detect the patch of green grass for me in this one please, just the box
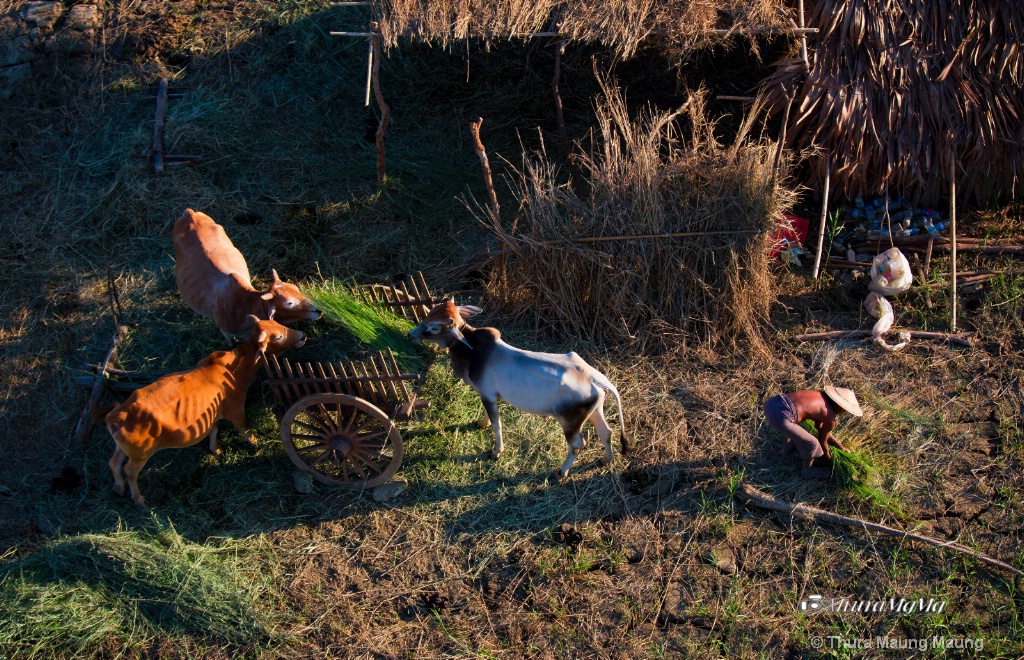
[0,518,284,658]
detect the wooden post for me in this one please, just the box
[370,23,390,182]
[771,90,793,189]
[950,160,957,331]
[152,77,168,174]
[471,117,505,294]
[811,160,831,279]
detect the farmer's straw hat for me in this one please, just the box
[823,386,863,417]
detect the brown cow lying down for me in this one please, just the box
[105,317,305,506]
[173,208,320,341]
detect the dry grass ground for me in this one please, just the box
[0,2,1021,658]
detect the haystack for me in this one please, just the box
[759,0,1024,204]
[481,82,791,353]
[373,0,791,58]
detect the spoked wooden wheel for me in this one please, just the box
[281,394,403,488]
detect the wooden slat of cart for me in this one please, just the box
[359,359,382,405]
[317,362,341,394]
[279,358,303,404]
[263,355,285,403]
[348,360,371,402]
[371,351,401,404]
[335,362,356,396]
[385,348,412,403]
[416,271,433,305]
[399,280,420,321]
[290,361,312,398]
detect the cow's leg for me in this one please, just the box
[476,405,492,429]
[123,456,150,507]
[588,391,614,466]
[552,401,596,482]
[108,447,127,497]
[207,424,220,455]
[481,398,502,458]
[224,404,257,448]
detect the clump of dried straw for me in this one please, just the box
[374,0,790,58]
[482,80,793,354]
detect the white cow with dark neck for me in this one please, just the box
[408,299,628,482]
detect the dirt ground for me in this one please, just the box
[0,1,1021,658]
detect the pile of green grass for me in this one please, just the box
[305,279,426,370]
[0,519,282,657]
[830,447,906,517]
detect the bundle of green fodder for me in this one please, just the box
[759,0,1023,204]
[373,0,789,59]
[483,82,792,354]
[305,279,425,371]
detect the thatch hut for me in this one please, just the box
[759,1,1023,204]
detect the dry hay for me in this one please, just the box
[480,80,793,354]
[373,0,791,58]
[759,0,1024,204]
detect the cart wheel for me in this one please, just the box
[281,394,403,488]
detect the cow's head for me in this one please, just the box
[247,316,306,359]
[261,269,321,324]
[408,297,482,348]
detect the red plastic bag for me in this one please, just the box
[768,212,809,258]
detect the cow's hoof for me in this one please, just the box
[210,448,222,456]
[599,456,611,467]
[133,496,147,507]
[477,417,492,429]
[111,483,125,497]
[550,470,565,484]
[489,449,501,460]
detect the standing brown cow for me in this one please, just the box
[173,208,320,341]
[106,317,306,506]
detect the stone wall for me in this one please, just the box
[0,2,100,98]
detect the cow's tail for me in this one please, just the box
[596,375,629,456]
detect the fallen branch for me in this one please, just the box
[85,365,170,381]
[74,375,144,393]
[736,484,1023,579]
[794,329,972,347]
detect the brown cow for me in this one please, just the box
[173,208,320,341]
[105,317,305,506]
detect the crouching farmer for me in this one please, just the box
[764,386,863,479]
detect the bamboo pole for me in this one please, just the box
[811,160,831,279]
[793,329,972,347]
[797,0,809,68]
[950,160,958,331]
[736,484,1023,579]
[329,28,819,39]
[484,229,763,256]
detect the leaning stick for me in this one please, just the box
[470,117,504,293]
[793,329,972,347]
[370,22,389,182]
[736,484,1023,579]
[74,325,128,442]
[811,160,831,279]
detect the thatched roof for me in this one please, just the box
[760,0,1024,204]
[373,0,791,58]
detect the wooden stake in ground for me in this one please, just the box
[736,484,1023,579]
[470,118,504,293]
[950,159,958,330]
[74,325,127,442]
[811,160,831,279]
[152,77,168,174]
[370,22,389,182]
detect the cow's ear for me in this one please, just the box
[271,268,281,283]
[256,329,269,344]
[261,291,274,301]
[457,305,482,319]
[245,314,261,327]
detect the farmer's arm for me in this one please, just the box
[816,417,839,459]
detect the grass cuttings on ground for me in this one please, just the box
[0,519,282,657]
[304,279,426,372]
